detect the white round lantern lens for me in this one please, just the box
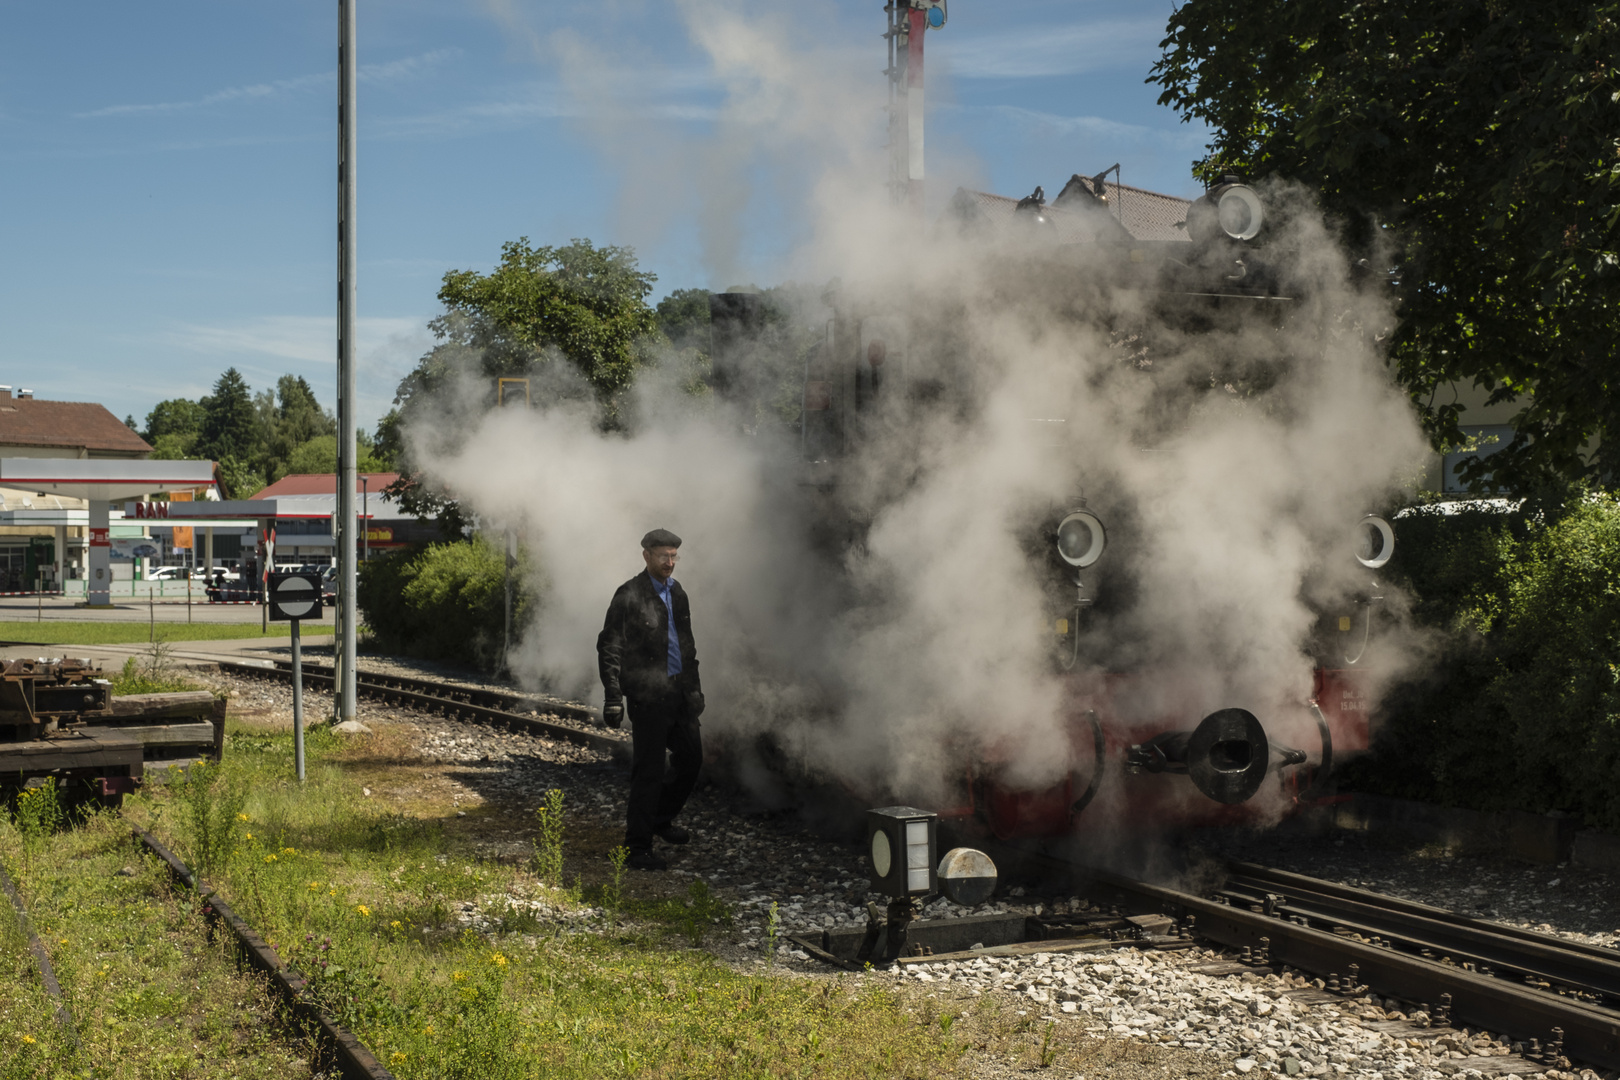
[871,831,891,877]
[1056,510,1107,568]
[1216,185,1264,241]
[1354,515,1395,569]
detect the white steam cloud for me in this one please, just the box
[414,2,1428,821]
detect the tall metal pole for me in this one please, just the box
[336,0,359,723]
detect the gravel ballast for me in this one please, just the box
[177,659,1616,1079]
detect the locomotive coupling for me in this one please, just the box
[1125,708,1308,805]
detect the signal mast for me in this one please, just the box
[886,1,947,210]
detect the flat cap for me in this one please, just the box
[641,528,682,550]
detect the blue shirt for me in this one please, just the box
[648,572,683,677]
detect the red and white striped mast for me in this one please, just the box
[886,2,947,212]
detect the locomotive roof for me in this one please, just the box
[948,175,1194,245]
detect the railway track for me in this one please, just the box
[207,657,1620,1069]
[1218,860,1620,1009]
[1005,847,1620,1072]
[216,659,628,760]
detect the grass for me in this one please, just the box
[0,804,313,1079]
[0,621,334,645]
[124,721,977,1079]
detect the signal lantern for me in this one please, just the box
[912,0,947,28]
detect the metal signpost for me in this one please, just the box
[335,0,359,726]
[269,571,326,781]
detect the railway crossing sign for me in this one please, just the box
[267,571,322,782]
[268,572,325,622]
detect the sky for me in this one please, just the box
[1,1,1210,434]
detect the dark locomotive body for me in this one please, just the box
[710,172,1396,841]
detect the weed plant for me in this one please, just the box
[174,758,247,884]
[125,720,969,1078]
[764,899,781,965]
[0,807,310,1078]
[109,652,202,696]
[532,787,565,888]
[601,845,628,918]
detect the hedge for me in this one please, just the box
[1348,492,1620,832]
[356,535,532,671]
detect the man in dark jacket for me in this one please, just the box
[596,528,705,871]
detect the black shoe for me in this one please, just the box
[626,848,667,871]
[654,824,691,845]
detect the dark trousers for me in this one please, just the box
[624,691,702,849]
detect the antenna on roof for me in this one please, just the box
[1090,164,1122,221]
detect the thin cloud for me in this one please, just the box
[375,79,716,139]
[74,49,460,119]
[941,19,1165,79]
[163,315,432,426]
[166,315,424,365]
[965,104,1211,147]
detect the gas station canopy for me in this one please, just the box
[0,459,218,502]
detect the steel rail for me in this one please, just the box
[132,823,395,1080]
[0,861,78,1046]
[276,659,596,724]
[1006,848,1620,1071]
[215,660,628,761]
[1220,862,1620,1006]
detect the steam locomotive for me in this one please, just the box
[708,170,1400,842]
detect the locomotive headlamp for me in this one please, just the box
[1186,182,1265,244]
[1354,515,1395,569]
[867,806,937,898]
[1215,184,1264,241]
[1056,509,1107,569]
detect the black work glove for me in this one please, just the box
[685,690,705,719]
[602,698,624,729]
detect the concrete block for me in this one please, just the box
[1502,810,1578,865]
[1572,830,1620,874]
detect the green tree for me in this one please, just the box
[196,368,257,465]
[1150,0,1620,491]
[262,375,337,480]
[283,433,383,476]
[656,287,713,351]
[143,398,206,444]
[386,238,660,527]
[435,237,659,412]
[371,409,402,471]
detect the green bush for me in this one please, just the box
[1350,492,1620,832]
[357,535,532,670]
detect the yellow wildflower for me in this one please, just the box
[245,832,254,841]
[452,971,467,982]
[423,1026,434,1036]
[309,882,321,891]
[390,920,402,931]
[264,854,278,864]
[19,1034,34,1045]
[57,938,66,945]
[236,813,250,822]
[281,847,297,855]
[490,952,508,968]
[356,904,371,918]
[390,1052,408,1065]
